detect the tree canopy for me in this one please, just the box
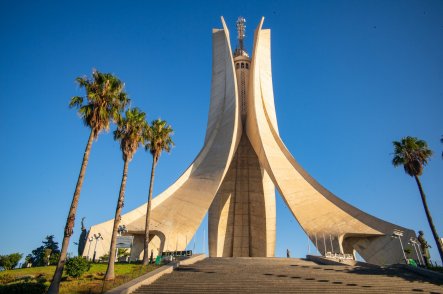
[114,108,149,162]
[145,118,174,163]
[29,235,60,266]
[0,253,22,270]
[392,136,433,177]
[69,69,130,139]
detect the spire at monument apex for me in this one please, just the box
[234,16,249,57]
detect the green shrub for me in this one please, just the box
[65,256,91,278]
[49,252,60,265]
[0,282,47,294]
[99,253,109,262]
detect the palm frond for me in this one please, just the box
[69,96,83,108]
[392,136,433,176]
[70,69,130,138]
[114,107,148,162]
[145,119,174,162]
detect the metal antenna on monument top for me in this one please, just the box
[234,16,248,57]
[237,16,246,50]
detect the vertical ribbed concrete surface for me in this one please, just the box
[133,258,443,293]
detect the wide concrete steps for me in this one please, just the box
[133,257,443,293]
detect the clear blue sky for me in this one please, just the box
[1,1,442,264]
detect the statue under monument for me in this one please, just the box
[84,16,418,265]
[78,217,87,257]
[418,230,432,267]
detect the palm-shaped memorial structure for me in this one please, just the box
[85,17,417,265]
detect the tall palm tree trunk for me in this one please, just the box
[48,130,95,294]
[142,158,157,265]
[414,175,443,263]
[104,159,129,281]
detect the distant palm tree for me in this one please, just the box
[392,136,443,263]
[48,70,129,294]
[142,119,174,266]
[104,108,148,281]
[440,136,443,159]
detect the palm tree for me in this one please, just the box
[392,136,443,263]
[104,108,148,281]
[440,136,443,159]
[48,70,129,294]
[142,119,174,265]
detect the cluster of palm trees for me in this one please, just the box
[392,136,443,265]
[47,70,173,293]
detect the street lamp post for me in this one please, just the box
[92,233,103,263]
[392,230,407,264]
[329,235,334,254]
[410,237,424,266]
[87,237,93,260]
[307,235,310,254]
[116,225,128,261]
[118,225,127,235]
[323,233,327,256]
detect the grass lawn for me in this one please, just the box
[0,263,159,293]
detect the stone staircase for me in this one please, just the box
[133,257,443,293]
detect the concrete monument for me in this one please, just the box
[85,17,417,265]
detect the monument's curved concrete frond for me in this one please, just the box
[84,17,241,260]
[85,16,417,266]
[246,18,416,265]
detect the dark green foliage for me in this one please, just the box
[48,253,60,266]
[42,235,59,253]
[118,249,130,258]
[392,136,432,176]
[99,253,110,262]
[29,235,60,266]
[0,253,23,270]
[64,257,91,278]
[30,247,45,266]
[0,282,47,294]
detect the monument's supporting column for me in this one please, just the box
[209,134,276,257]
